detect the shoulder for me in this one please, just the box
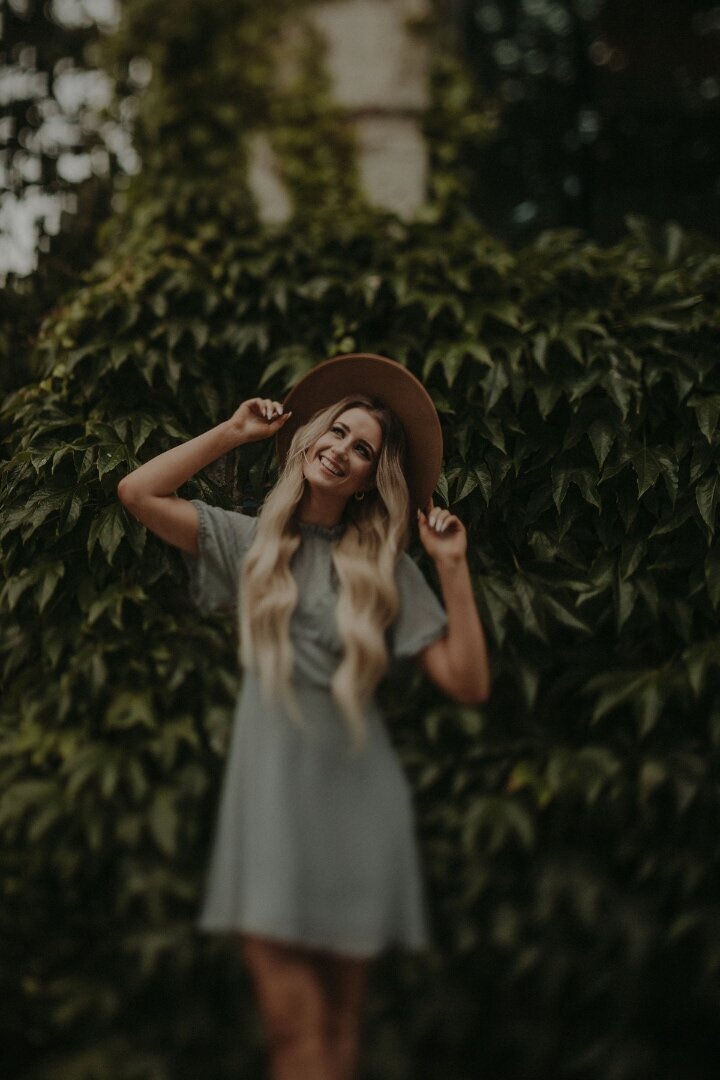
[191,498,259,551]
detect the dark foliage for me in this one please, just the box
[2,3,720,1078]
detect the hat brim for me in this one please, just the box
[275,353,443,511]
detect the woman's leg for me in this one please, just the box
[319,952,373,1080]
[240,933,335,1080]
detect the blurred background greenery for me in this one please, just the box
[456,0,720,244]
[2,0,719,279]
[2,3,720,1080]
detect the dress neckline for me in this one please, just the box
[297,519,345,540]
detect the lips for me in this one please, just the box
[318,453,344,477]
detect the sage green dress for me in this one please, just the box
[182,499,448,959]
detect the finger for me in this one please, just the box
[416,508,430,537]
[262,398,274,419]
[270,409,292,425]
[433,510,454,532]
[419,508,444,534]
[423,500,436,527]
[428,505,447,530]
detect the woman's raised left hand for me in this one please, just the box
[417,500,467,563]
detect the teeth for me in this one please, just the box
[319,455,343,476]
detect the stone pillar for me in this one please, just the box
[246,132,293,225]
[308,0,432,220]
[245,0,432,224]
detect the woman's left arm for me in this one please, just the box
[416,501,492,704]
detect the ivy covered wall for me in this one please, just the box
[2,2,720,1079]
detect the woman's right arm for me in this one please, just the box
[117,397,290,556]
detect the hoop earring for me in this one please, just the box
[354,490,365,501]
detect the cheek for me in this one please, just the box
[359,458,376,482]
[302,449,316,478]
[306,441,322,467]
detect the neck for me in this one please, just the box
[296,487,348,530]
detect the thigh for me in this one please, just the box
[240,934,330,1037]
[321,952,372,1019]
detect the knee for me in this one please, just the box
[328,1013,361,1051]
[257,973,328,1050]
[264,1004,328,1054]
[265,995,304,1038]
[327,1017,362,1080]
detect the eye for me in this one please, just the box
[331,425,343,436]
[356,444,370,459]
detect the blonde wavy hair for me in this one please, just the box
[238,394,411,754]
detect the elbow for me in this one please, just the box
[117,476,133,505]
[449,677,491,706]
[457,687,491,706]
[478,683,492,705]
[450,657,492,705]
[117,475,143,510]
[476,675,492,704]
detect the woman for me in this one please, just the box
[117,353,491,1080]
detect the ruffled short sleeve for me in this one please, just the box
[390,552,448,660]
[181,498,258,615]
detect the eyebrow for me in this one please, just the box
[334,420,378,457]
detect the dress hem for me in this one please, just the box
[195,918,431,960]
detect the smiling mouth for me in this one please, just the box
[318,454,344,477]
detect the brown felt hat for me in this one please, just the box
[276,353,443,511]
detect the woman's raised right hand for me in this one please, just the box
[228,397,292,444]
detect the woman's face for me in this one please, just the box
[303,407,383,500]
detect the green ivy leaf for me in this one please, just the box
[584,669,654,723]
[481,360,509,410]
[130,413,159,453]
[587,418,617,469]
[541,593,592,634]
[434,471,449,505]
[36,563,66,613]
[705,547,720,609]
[453,464,491,504]
[148,788,179,856]
[88,505,126,564]
[695,470,720,533]
[686,394,720,443]
[258,345,314,388]
[105,691,155,731]
[225,323,270,355]
[602,370,632,419]
[551,465,601,512]
[635,676,663,737]
[532,379,563,418]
